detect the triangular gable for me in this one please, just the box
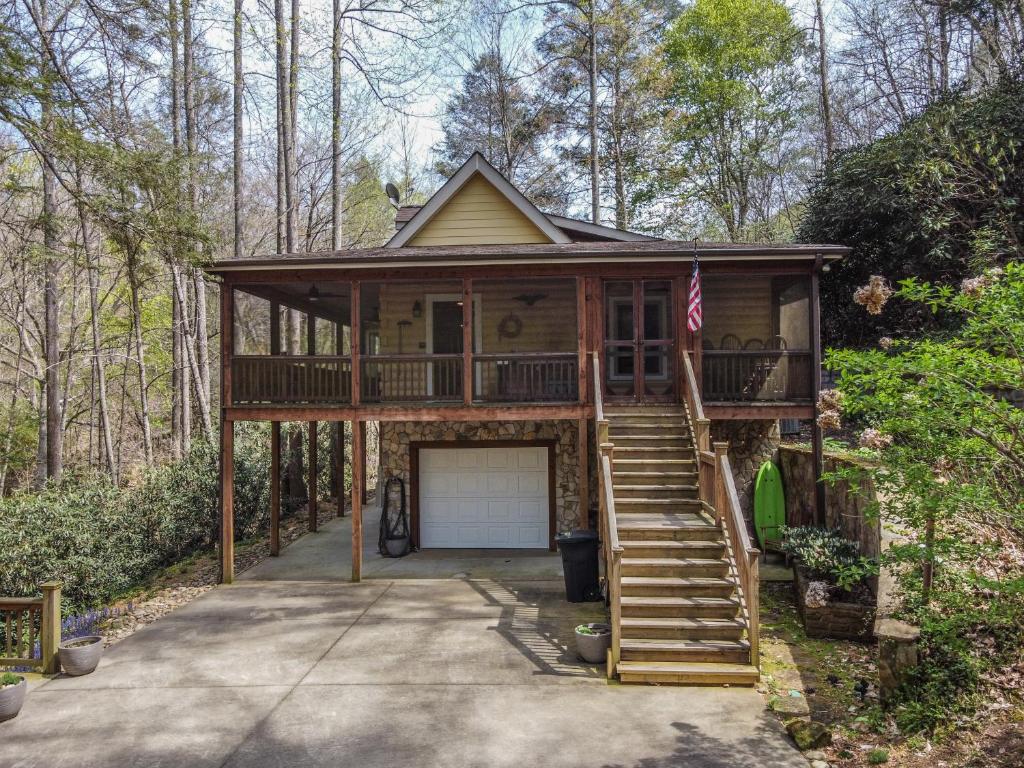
[386,153,572,248]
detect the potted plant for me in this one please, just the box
[781,526,878,641]
[575,623,611,664]
[0,672,27,721]
[58,635,104,676]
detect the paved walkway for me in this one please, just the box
[1,518,808,768]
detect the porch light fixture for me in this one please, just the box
[514,293,546,306]
[412,300,422,318]
[308,285,320,302]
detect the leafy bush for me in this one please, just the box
[780,526,876,592]
[0,425,269,616]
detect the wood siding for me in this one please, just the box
[701,277,772,350]
[407,175,553,246]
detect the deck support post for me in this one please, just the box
[577,277,587,404]
[335,421,346,517]
[578,417,589,530]
[270,421,281,555]
[810,259,825,525]
[308,421,318,532]
[351,417,364,582]
[220,419,235,584]
[40,581,60,674]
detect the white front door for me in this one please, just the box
[418,445,549,549]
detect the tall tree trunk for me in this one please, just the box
[588,0,600,225]
[127,255,154,465]
[78,186,117,482]
[192,270,211,419]
[331,0,342,250]
[40,0,62,483]
[171,268,213,439]
[169,0,188,459]
[815,0,834,164]
[233,0,243,259]
[288,0,299,253]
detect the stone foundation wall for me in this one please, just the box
[709,419,781,520]
[777,445,880,561]
[379,420,582,533]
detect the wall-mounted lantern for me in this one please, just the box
[412,300,422,318]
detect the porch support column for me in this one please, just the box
[576,277,587,404]
[270,301,281,555]
[674,275,688,398]
[270,422,281,555]
[351,417,364,582]
[220,420,234,584]
[336,318,346,517]
[578,417,589,530]
[810,259,825,525]
[219,283,234,584]
[307,314,318,532]
[462,278,473,405]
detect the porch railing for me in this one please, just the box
[593,351,622,677]
[1,582,61,674]
[702,350,813,402]
[698,445,760,671]
[474,353,578,402]
[360,354,463,403]
[231,355,352,404]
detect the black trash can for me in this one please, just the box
[556,530,601,602]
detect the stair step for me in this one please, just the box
[616,499,704,514]
[610,435,694,444]
[620,576,736,598]
[614,471,698,479]
[614,486,700,501]
[620,638,751,664]
[619,540,725,558]
[617,513,720,541]
[621,557,729,578]
[614,459,696,467]
[620,595,740,618]
[617,661,759,686]
[621,617,745,640]
[608,422,692,430]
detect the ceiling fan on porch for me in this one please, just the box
[305,285,345,303]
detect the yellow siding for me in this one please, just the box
[407,174,552,246]
[702,277,773,349]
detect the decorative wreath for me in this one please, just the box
[498,313,523,339]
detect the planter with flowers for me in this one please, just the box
[781,526,878,641]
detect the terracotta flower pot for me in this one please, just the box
[575,623,611,664]
[59,636,104,676]
[0,676,27,722]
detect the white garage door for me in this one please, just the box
[419,445,549,549]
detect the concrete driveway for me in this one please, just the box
[1,521,807,767]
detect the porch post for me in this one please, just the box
[220,419,235,584]
[462,278,473,405]
[219,284,235,584]
[270,422,281,555]
[578,417,589,530]
[336,317,346,517]
[810,260,826,525]
[307,315,318,532]
[270,300,281,555]
[351,417,364,582]
[577,277,587,404]
[351,281,361,407]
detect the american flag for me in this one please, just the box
[687,257,703,333]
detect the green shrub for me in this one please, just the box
[0,426,270,616]
[780,526,876,590]
[867,748,889,764]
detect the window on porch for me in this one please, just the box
[700,276,814,402]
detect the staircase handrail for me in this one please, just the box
[712,444,761,670]
[592,352,621,675]
[682,353,710,452]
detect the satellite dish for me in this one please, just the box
[385,182,401,209]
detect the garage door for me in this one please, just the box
[418,445,549,549]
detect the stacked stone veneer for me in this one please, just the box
[710,419,781,522]
[380,420,583,532]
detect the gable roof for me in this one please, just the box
[386,153,572,248]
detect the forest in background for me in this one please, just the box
[0,0,1021,493]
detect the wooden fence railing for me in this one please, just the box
[682,354,710,453]
[593,351,622,677]
[361,355,463,403]
[1,582,61,674]
[474,353,578,402]
[231,355,352,404]
[700,444,760,670]
[702,350,813,402]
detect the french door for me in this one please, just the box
[603,280,675,402]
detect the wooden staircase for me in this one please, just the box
[600,402,760,686]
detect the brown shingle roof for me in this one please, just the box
[208,239,848,273]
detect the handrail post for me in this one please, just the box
[40,581,61,674]
[748,553,760,670]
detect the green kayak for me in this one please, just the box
[753,460,786,549]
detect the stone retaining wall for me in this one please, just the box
[710,419,781,521]
[379,420,582,533]
[777,445,880,561]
